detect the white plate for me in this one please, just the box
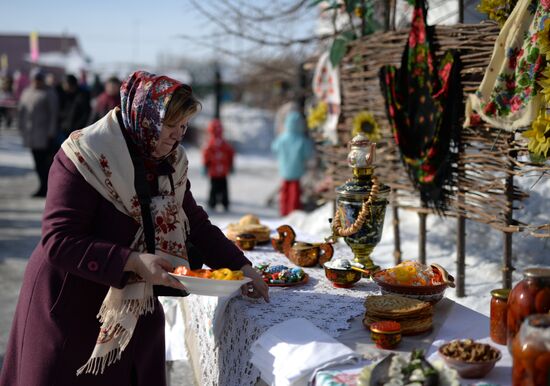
[169,273,252,297]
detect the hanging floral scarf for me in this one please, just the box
[379,0,461,210]
[61,71,191,375]
[312,51,341,144]
[465,0,550,130]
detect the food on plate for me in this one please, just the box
[173,266,212,278]
[172,266,244,280]
[373,262,454,304]
[256,264,306,285]
[211,268,244,280]
[376,261,445,286]
[363,295,433,335]
[358,350,459,386]
[226,214,270,243]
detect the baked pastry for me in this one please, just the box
[226,214,270,243]
[239,214,260,225]
[364,294,432,317]
[363,295,433,335]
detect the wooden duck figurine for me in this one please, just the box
[271,225,334,267]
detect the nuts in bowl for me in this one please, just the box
[438,339,501,379]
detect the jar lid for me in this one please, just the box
[527,314,550,329]
[524,267,550,278]
[370,320,401,334]
[490,288,510,300]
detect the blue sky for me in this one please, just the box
[0,1,481,69]
[0,0,238,65]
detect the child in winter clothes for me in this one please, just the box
[271,111,313,216]
[202,119,234,211]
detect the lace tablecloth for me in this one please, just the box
[180,242,380,386]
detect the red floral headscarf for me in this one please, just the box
[120,70,184,158]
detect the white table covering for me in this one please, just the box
[172,227,511,386]
[250,318,361,386]
[179,238,378,386]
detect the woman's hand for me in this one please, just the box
[124,252,187,291]
[240,264,269,302]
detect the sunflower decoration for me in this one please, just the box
[306,101,328,130]
[539,18,550,61]
[539,68,550,104]
[477,0,518,27]
[523,109,550,159]
[352,111,381,142]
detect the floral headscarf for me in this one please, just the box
[120,70,184,158]
[380,0,461,211]
[465,0,549,130]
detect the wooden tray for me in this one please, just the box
[266,273,309,287]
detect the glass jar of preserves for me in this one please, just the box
[507,267,550,351]
[512,314,550,386]
[490,288,510,345]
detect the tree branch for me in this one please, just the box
[220,0,310,22]
[190,0,336,47]
[177,32,300,77]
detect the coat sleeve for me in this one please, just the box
[183,180,251,270]
[40,151,133,289]
[303,137,314,161]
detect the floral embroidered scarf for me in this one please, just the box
[61,71,191,375]
[465,0,549,130]
[380,0,461,210]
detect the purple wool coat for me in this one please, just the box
[0,150,251,386]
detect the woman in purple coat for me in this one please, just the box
[0,71,269,386]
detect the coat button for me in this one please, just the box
[88,261,99,272]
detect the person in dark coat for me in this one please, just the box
[88,76,121,124]
[0,70,269,386]
[17,69,59,197]
[58,73,91,139]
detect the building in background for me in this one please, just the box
[0,33,88,77]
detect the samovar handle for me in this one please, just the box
[365,143,376,167]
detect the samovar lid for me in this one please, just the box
[347,134,376,169]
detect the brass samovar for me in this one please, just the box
[331,135,389,273]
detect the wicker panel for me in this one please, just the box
[315,21,550,236]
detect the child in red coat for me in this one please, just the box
[202,119,234,211]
